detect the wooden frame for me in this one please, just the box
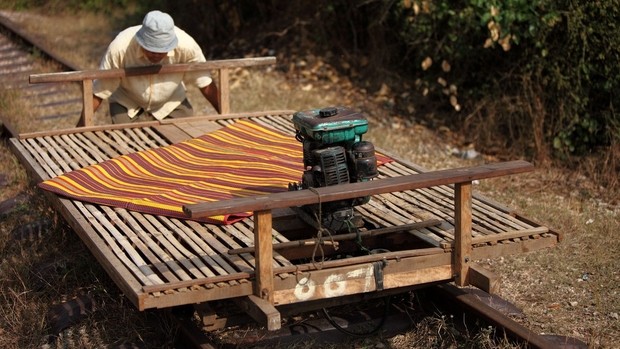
[8,112,561,330]
[182,160,535,314]
[14,59,563,331]
[29,57,276,126]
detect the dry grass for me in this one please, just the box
[0,8,618,349]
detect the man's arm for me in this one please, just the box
[77,95,103,127]
[200,82,220,114]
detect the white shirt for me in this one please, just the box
[93,25,212,120]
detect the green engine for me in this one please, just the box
[289,106,378,232]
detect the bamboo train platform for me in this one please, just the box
[7,57,560,331]
[9,110,561,330]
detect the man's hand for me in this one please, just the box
[77,95,103,127]
[201,83,220,114]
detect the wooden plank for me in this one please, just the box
[38,136,73,173]
[9,139,51,181]
[218,68,230,114]
[142,126,171,146]
[25,138,62,176]
[185,221,255,274]
[123,128,152,151]
[205,225,257,276]
[361,200,448,247]
[53,135,90,169]
[442,227,549,248]
[140,282,253,310]
[70,133,107,162]
[228,219,442,255]
[177,119,223,138]
[384,265,453,289]
[468,264,500,294]
[141,247,445,295]
[261,114,296,134]
[377,165,531,241]
[132,128,162,149]
[152,124,193,144]
[140,214,214,281]
[158,110,296,124]
[142,270,252,294]
[82,131,119,158]
[94,130,131,155]
[158,218,230,284]
[109,208,184,284]
[85,205,162,286]
[9,138,146,307]
[454,182,472,287]
[234,295,281,331]
[64,199,148,308]
[471,234,558,261]
[385,162,525,234]
[185,161,535,219]
[18,120,160,139]
[385,158,518,215]
[103,129,133,154]
[376,167,463,232]
[370,191,453,243]
[80,79,93,126]
[254,210,274,303]
[220,223,286,269]
[30,57,276,83]
[273,254,453,305]
[235,220,294,279]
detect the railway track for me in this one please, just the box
[171,283,587,349]
[0,12,587,349]
[0,12,82,135]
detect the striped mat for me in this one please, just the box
[39,120,389,224]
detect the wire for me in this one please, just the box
[321,296,392,338]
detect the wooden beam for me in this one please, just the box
[16,110,293,139]
[218,68,230,114]
[234,295,281,331]
[228,219,442,255]
[440,226,549,249]
[194,303,229,331]
[184,161,535,219]
[254,210,274,304]
[468,264,500,294]
[80,79,94,127]
[454,182,472,286]
[29,57,276,83]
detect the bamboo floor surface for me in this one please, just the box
[9,111,559,310]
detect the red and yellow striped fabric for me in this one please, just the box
[40,120,304,224]
[39,120,390,224]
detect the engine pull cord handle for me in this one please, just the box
[295,130,304,142]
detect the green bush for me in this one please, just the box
[393,0,618,159]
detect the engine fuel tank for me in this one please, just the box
[292,106,369,144]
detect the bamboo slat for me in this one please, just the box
[9,112,559,311]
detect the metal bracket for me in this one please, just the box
[373,260,385,291]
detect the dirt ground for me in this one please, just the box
[0,9,618,349]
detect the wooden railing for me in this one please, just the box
[183,160,535,305]
[29,56,276,126]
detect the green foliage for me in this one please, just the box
[394,0,618,157]
[4,0,614,161]
[544,0,620,154]
[0,0,129,13]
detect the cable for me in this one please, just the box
[321,296,392,338]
